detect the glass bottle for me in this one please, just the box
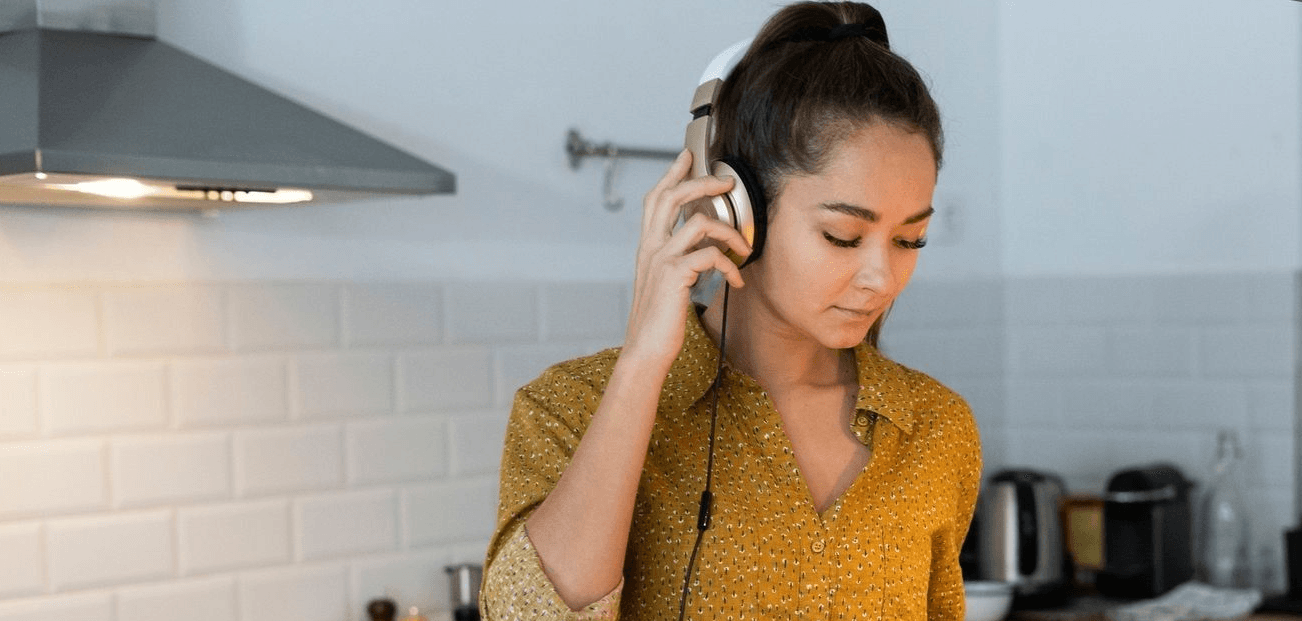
[1196,429,1252,587]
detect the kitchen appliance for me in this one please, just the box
[976,469,1071,608]
[0,0,455,211]
[1095,463,1194,599]
[1260,523,1302,612]
[446,563,482,621]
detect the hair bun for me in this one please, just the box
[828,22,887,46]
[783,21,888,48]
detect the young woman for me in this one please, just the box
[481,3,981,619]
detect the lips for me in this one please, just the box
[834,306,877,318]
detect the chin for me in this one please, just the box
[811,310,878,349]
[818,326,872,350]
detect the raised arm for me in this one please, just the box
[481,150,751,615]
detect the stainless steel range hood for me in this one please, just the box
[0,0,455,211]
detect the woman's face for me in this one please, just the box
[743,122,937,350]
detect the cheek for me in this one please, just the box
[782,236,851,289]
[892,252,920,294]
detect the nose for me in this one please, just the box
[853,239,896,294]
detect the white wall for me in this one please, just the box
[1000,0,1302,277]
[0,280,626,620]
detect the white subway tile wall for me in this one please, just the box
[295,490,399,561]
[177,500,292,575]
[237,565,348,621]
[171,356,288,427]
[0,591,113,621]
[46,511,174,591]
[998,272,1296,593]
[0,288,100,359]
[0,282,622,621]
[116,576,238,621]
[0,366,38,437]
[0,440,106,519]
[293,353,394,418]
[102,286,226,356]
[0,275,1294,617]
[885,277,1010,468]
[0,522,43,598]
[111,433,232,508]
[41,362,168,435]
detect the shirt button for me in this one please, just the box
[854,413,869,426]
[811,539,825,553]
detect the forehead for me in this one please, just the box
[776,123,937,214]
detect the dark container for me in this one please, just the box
[1095,464,1194,599]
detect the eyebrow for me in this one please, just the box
[820,203,935,225]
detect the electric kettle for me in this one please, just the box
[976,469,1071,608]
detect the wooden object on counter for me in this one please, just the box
[1062,495,1104,572]
[1061,494,1105,592]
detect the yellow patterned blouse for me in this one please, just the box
[482,308,982,620]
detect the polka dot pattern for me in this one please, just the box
[481,309,982,620]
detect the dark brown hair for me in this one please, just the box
[713,2,943,186]
[711,1,943,347]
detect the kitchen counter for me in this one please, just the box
[1006,593,1301,621]
[1010,610,1299,621]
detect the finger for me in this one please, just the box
[642,150,692,234]
[661,211,753,260]
[681,247,746,289]
[648,174,737,241]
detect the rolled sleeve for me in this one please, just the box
[481,520,622,620]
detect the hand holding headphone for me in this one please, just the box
[678,39,770,307]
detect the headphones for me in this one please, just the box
[679,21,888,280]
[681,40,768,265]
[680,39,768,306]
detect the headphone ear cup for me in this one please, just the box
[713,156,767,266]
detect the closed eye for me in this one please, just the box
[825,232,928,250]
[824,232,860,248]
[897,236,928,250]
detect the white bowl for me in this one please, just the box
[964,581,1014,621]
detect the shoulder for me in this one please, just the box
[896,359,972,418]
[876,354,984,488]
[858,345,971,416]
[862,346,978,443]
[515,346,623,411]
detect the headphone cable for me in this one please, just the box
[677,281,729,621]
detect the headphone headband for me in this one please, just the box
[697,38,753,85]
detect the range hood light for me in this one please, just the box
[56,178,160,200]
[232,189,314,204]
[23,173,316,206]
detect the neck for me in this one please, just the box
[699,285,854,392]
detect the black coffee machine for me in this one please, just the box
[1095,463,1194,599]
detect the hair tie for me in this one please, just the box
[780,21,889,49]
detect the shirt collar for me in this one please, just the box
[653,305,918,436]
